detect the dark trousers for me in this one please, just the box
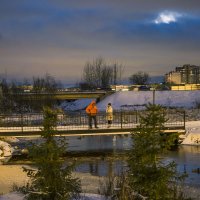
[88,115,97,128]
[108,120,112,124]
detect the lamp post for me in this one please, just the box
[153,88,155,105]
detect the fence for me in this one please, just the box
[0,109,185,133]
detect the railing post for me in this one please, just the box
[153,88,155,105]
[120,110,123,129]
[21,112,23,133]
[79,112,82,126]
[136,110,138,124]
[183,110,186,129]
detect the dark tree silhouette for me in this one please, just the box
[129,71,149,85]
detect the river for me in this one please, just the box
[0,135,200,195]
[66,135,200,186]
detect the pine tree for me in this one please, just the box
[127,103,187,200]
[17,106,81,200]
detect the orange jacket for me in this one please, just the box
[86,101,98,116]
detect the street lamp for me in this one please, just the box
[152,88,156,105]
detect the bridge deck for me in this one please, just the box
[0,125,185,137]
[13,91,109,100]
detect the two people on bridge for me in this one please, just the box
[86,101,113,129]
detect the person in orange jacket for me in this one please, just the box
[86,100,99,129]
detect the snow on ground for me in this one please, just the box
[59,91,200,112]
[0,192,24,200]
[181,121,200,145]
[60,98,95,111]
[0,164,107,199]
[0,193,106,200]
[97,91,200,111]
[185,121,200,129]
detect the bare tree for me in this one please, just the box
[82,57,125,89]
[101,66,113,88]
[83,62,96,89]
[92,57,104,87]
[112,62,125,85]
[33,74,58,93]
[0,79,14,113]
[32,74,60,111]
[129,71,149,85]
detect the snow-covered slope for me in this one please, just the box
[59,91,200,112]
[60,98,96,111]
[97,91,200,111]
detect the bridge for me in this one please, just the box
[12,91,111,100]
[0,110,186,137]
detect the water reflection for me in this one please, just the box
[75,159,125,177]
[66,135,200,186]
[20,135,200,186]
[166,145,200,186]
[67,135,131,152]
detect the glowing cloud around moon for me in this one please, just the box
[154,11,182,24]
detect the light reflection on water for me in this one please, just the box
[166,145,200,186]
[19,135,200,186]
[67,135,131,152]
[66,135,200,186]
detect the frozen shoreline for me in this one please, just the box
[0,165,106,194]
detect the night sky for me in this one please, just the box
[0,0,200,84]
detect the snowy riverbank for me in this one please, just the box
[0,164,107,198]
[0,192,107,200]
[0,164,110,200]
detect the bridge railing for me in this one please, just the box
[0,109,185,132]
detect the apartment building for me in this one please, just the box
[165,64,200,84]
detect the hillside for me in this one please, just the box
[97,91,200,110]
[60,91,200,112]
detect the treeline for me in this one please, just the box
[80,57,125,90]
[0,74,61,113]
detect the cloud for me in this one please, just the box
[154,11,182,24]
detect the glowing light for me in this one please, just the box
[154,11,182,24]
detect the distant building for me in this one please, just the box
[165,64,200,84]
[165,71,181,84]
[110,84,153,91]
[171,84,200,91]
[110,85,129,91]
